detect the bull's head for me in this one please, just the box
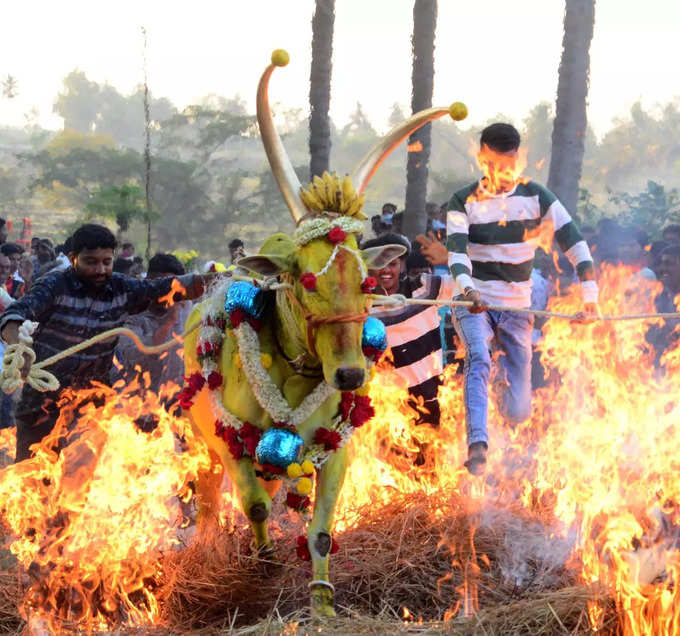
[239,50,465,391]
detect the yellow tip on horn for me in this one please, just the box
[449,101,468,121]
[271,49,290,67]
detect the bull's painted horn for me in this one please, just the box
[257,50,307,223]
[352,102,468,196]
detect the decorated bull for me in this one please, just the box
[182,50,466,616]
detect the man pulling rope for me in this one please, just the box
[0,224,216,462]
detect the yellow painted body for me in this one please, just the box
[183,231,369,617]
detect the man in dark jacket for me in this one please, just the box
[0,224,214,461]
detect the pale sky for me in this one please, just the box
[1,0,679,137]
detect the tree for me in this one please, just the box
[309,0,335,178]
[85,184,147,238]
[2,75,18,99]
[53,70,101,133]
[403,0,437,239]
[388,103,407,128]
[547,0,596,217]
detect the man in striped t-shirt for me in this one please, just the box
[447,123,598,474]
[363,234,456,429]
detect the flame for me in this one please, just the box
[0,378,210,632]
[407,141,423,153]
[0,265,677,632]
[336,264,680,633]
[158,278,187,308]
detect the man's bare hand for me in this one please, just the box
[1,322,33,378]
[415,232,448,266]
[464,288,487,314]
[571,302,600,324]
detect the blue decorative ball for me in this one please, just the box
[225,281,267,318]
[362,316,387,352]
[255,428,304,468]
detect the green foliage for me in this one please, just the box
[85,184,147,235]
[2,67,680,258]
[609,181,680,237]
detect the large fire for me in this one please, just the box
[0,264,676,633]
[340,264,680,634]
[0,377,210,633]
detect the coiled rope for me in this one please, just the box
[0,321,201,395]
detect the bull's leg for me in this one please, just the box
[227,456,274,552]
[307,445,348,618]
[195,449,224,537]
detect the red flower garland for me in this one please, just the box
[187,372,205,392]
[300,272,317,291]
[361,276,377,293]
[229,308,247,328]
[350,394,375,428]
[239,421,262,456]
[327,227,347,244]
[314,427,342,451]
[259,462,285,476]
[286,492,310,511]
[177,388,195,410]
[215,421,262,460]
[339,391,354,420]
[296,535,311,561]
[207,370,223,391]
[362,345,383,362]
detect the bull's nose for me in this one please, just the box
[334,367,365,391]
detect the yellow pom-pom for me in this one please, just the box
[449,101,468,121]
[260,353,272,369]
[271,49,290,67]
[213,262,227,273]
[287,462,303,479]
[234,353,241,368]
[297,477,312,495]
[301,460,315,475]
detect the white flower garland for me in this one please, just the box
[293,215,364,247]
[233,322,336,428]
[195,287,364,469]
[313,243,368,281]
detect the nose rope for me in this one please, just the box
[284,288,368,359]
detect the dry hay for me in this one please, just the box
[158,490,619,635]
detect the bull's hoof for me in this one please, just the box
[310,582,335,618]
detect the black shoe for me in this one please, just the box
[464,442,487,475]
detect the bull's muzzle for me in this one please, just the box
[334,367,365,391]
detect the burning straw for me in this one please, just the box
[0,264,677,634]
[158,489,617,634]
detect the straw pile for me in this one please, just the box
[157,490,618,635]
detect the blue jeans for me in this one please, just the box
[453,306,534,446]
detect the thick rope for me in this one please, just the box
[369,294,680,322]
[3,280,676,394]
[0,321,201,395]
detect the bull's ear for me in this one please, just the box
[237,233,295,276]
[362,244,407,270]
[237,254,291,276]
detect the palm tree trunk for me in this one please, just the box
[309,0,335,179]
[547,0,596,218]
[142,26,153,261]
[403,0,437,240]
